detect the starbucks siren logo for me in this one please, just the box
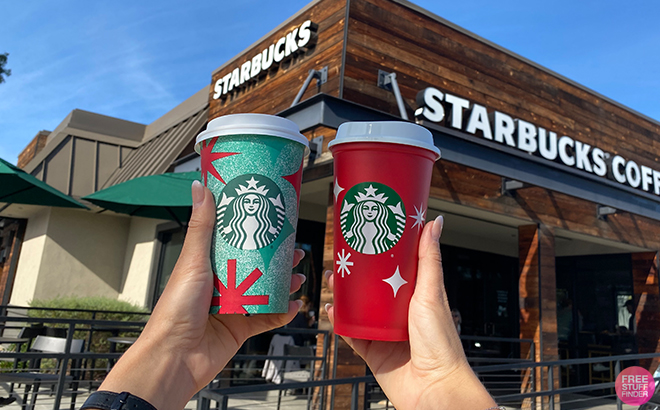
[217,174,285,250]
[340,182,406,254]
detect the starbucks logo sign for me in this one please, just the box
[217,174,285,250]
[340,182,406,254]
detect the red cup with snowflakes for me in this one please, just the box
[328,122,441,341]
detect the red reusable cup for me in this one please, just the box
[328,121,441,341]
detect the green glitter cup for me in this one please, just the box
[195,114,309,314]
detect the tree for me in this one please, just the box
[0,53,11,84]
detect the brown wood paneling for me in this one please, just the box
[429,160,660,251]
[632,252,660,371]
[519,224,558,408]
[343,0,660,168]
[17,131,49,169]
[315,183,366,410]
[209,0,347,120]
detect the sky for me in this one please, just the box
[2,0,660,164]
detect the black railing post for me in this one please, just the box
[530,342,536,410]
[615,360,623,410]
[320,331,328,410]
[54,322,76,410]
[330,334,339,410]
[548,365,555,410]
[351,382,359,410]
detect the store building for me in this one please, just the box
[3,0,660,399]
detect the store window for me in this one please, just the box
[152,226,186,307]
[556,253,634,386]
[441,244,519,359]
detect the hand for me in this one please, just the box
[99,181,306,410]
[326,216,497,410]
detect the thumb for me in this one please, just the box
[177,180,215,271]
[415,215,446,304]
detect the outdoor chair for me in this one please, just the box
[276,344,315,410]
[0,335,84,410]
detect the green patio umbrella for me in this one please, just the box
[0,157,87,209]
[83,171,200,225]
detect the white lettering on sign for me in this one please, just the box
[415,86,660,197]
[213,20,317,99]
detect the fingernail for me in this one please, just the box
[192,180,205,208]
[294,249,305,259]
[432,215,444,241]
[324,303,332,313]
[296,273,307,285]
[295,299,303,309]
[324,270,332,281]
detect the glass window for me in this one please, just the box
[152,228,186,306]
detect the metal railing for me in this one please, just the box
[2,312,658,410]
[0,316,146,410]
[197,376,377,410]
[473,352,660,410]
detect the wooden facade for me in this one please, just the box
[205,0,660,402]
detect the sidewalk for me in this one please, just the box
[0,384,643,409]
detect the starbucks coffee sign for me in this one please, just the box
[213,20,317,99]
[415,87,660,198]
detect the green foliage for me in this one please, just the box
[0,53,10,84]
[26,296,149,378]
[28,296,148,322]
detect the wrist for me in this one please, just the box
[99,335,197,410]
[417,365,497,410]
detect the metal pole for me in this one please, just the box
[54,322,75,410]
[530,342,536,410]
[320,332,328,410]
[548,366,554,410]
[387,73,409,120]
[615,360,623,410]
[330,334,338,410]
[351,382,359,410]
[292,70,318,107]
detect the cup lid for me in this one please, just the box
[195,113,309,154]
[328,121,441,160]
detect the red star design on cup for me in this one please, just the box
[212,259,269,314]
[200,138,239,186]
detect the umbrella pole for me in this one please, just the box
[0,185,35,202]
[165,207,185,228]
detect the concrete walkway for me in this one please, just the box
[0,383,645,409]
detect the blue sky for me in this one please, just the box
[2,0,659,164]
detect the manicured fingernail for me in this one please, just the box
[295,299,303,309]
[324,270,332,281]
[192,180,205,208]
[432,215,444,241]
[296,273,307,285]
[325,303,332,313]
[294,249,305,259]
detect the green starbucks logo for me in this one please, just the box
[340,182,405,254]
[217,174,285,250]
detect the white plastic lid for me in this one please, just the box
[195,113,309,154]
[328,121,441,160]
